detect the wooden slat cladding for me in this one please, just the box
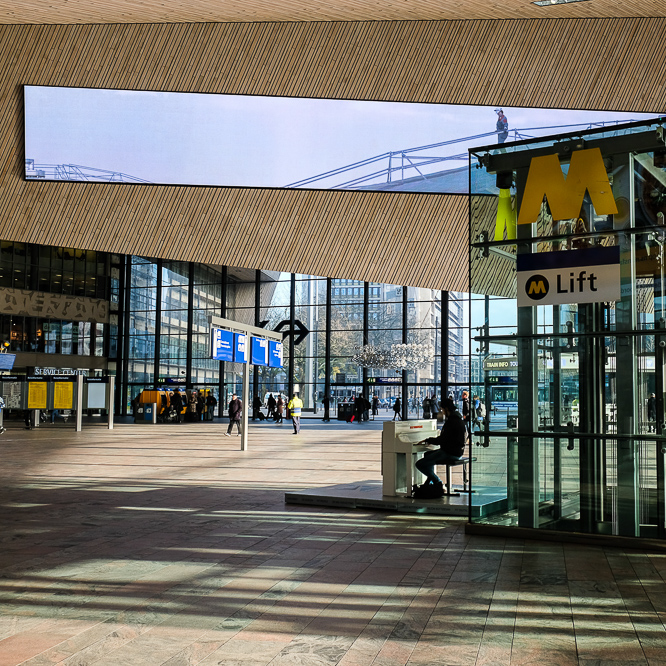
[0,0,665,25]
[4,20,665,127]
[1,19,665,291]
[3,181,470,291]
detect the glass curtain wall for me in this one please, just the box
[468,118,666,541]
[406,287,442,417]
[0,241,113,360]
[366,282,403,415]
[160,261,189,382]
[258,272,290,403]
[294,274,326,412]
[123,263,468,419]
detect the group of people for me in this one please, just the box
[132,389,218,423]
[175,389,217,423]
[226,392,304,436]
[252,393,286,423]
[348,394,371,423]
[391,393,440,421]
[460,391,486,434]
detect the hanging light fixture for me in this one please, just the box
[351,343,432,369]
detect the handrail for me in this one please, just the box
[286,119,643,189]
[475,429,666,442]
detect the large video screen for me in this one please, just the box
[24,85,657,195]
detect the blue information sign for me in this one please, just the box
[0,353,15,370]
[251,337,269,366]
[234,333,247,363]
[211,328,234,362]
[268,340,283,368]
[367,377,401,385]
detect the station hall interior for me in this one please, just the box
[2,0,666,664]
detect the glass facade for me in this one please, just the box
[469,118,666,540]
[0,241,113,360]
[0,241,468,422]
[122,262,467,417]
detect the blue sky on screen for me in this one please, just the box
[24,85,658,188]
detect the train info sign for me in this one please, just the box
[483,357,518,372]
[517,246,620,307]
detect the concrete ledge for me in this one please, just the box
[285,481,469,516]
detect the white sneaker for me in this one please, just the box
[224,433,230,437]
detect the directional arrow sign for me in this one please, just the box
[274,319,310,345]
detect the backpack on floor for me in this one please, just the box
[412,481,444,499]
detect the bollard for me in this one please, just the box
[108,376,115,430]
[76,375,83,432]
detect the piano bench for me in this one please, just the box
[440,456,475,495]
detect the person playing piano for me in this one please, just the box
[414,397,466,492]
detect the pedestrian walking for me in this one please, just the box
[393,397,402,421]
[288,392,303,434]
[267,393,276,419]
[276,395,284,424]
[225,393,242,436]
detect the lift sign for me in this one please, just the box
[517,246,620,307]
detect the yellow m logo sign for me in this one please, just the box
[517,147,617,226]
[528,281,547,295]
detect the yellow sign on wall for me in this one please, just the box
[27,381,47,409]
[518,147,618,226]
[53,381,74,409]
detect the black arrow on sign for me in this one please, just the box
[274,319,310,346]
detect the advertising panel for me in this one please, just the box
[87,383,107,409]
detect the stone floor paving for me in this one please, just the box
[0,418,665,665]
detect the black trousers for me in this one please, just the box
[227,419,242,434]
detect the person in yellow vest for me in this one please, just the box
[287,392,303,435]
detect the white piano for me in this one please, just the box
[382,420,438,496]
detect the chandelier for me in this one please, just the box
[351,343,432,369]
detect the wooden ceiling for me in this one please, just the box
[0,0,663,25]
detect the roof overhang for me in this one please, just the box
[0,0,662,24]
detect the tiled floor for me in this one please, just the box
[1,418,665,665]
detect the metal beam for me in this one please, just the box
[480,126,666,174]
[207,315,282,342]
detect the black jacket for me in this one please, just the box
[228,398,242,420]
[425,409,466,458]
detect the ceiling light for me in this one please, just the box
[533,0,590,5]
